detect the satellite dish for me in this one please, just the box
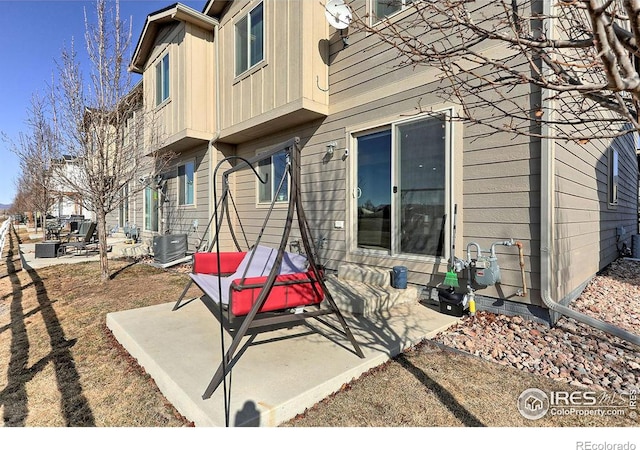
[325,0,352,30]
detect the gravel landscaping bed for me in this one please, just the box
[433,258,640,394]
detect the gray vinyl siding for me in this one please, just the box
[462,124,541,305]
[319,1,540,303]
[105,186,144,233]
[211,0,542,307]
[203,0,638,311]
[162,144,210,252]
[553,133,638,301]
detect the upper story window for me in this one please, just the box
[178,160,195,206]
[123,112,135,147]
[155,53,170,106]
[235,2,264,76]
[373,0,413,22]
[257,150,289,204]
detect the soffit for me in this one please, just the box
[203,0,232,18]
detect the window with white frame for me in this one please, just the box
[123,112,135,147]
[609,148,619,206]
[155,53,170,105]
[178,161,195,206]
[354,113,450,257]
[372,0,414,22]
[235,2,264,76]
[257,151,289,204]
[119,183,129,228]
[144,186,159,232]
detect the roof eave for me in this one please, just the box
[129,3,218,74]
[203,0,232,18]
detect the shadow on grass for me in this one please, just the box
[395,352,485,427]
[0,227,95,426]
[109,260,139,280]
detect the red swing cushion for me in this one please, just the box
[192,248,324,316]
[193,251,246,275]
[229,271,324,316]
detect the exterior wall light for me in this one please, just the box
[326,141,337,156]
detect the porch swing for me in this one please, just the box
[173,137,364,405]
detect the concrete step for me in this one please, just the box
[325,273,419,317]
[337,263,391,287]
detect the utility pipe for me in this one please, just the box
[539,1,639,347]
[515,241,527,297]
[466,241,482,262]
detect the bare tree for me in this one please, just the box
[9,179,32,218]
[4,93,58,240]
[52,0,168,281]
[350,0,640,140]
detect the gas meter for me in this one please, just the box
[472,256,501,286]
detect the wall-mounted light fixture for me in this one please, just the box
[341,29,349,48]
[326,141,337,156]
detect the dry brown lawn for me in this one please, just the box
[0,225,637,427]
[283,340,637,427]
[0,226,197,426]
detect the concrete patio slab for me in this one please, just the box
[106,298,459,427]
[19,237,145,270]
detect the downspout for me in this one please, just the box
[207,21,221,250]
[539,1,640,346]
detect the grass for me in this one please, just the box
[283,340,636,427]
[0,226,196,426]
[0,225,637,427]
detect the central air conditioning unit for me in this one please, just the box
[153,234,188,264]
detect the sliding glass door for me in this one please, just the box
[356,130,392,251]
[354,114,449,257]
[397,118,446,256]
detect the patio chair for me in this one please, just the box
[60,220,92,243]
[57,222,98,257]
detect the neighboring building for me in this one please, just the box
[127,3,216,247]
[50,155,95,221]
[127,0,638,323]
[105,82,152,236]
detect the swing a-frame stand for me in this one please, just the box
[174,137,364,402]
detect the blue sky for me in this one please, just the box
[0,0,206,205]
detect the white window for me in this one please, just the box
[609,148,619,206]
[257,151,289,204]
[144,186,159,232]
[235,2,264,76]
[155,53,169,105]
[353,113,451,257]
[123,112,135,147]
[372,0,414,22]
[119,183,129,228]
[178,161,195,206]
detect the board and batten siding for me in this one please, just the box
[207,0,639,311]
[215,0,328,138]
[143,21,215,150]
